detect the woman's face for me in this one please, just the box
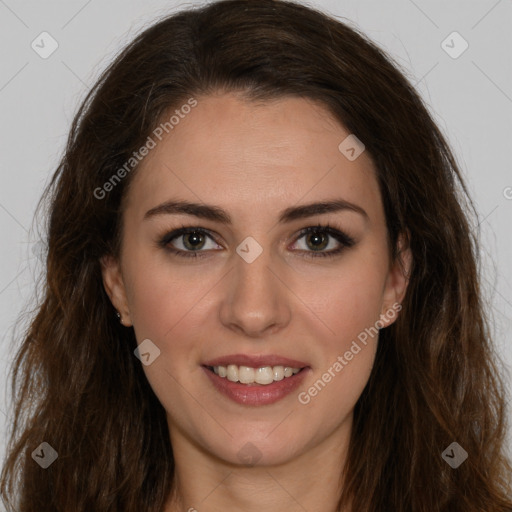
[102,92,409,467]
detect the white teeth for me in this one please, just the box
[273,366,284,381]
[255,366,274,385]
[210,364,302,385]
[238,366,255,384]
[227,364,238,382]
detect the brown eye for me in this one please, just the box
[159,227,222,259]
[182,231,207,251]
[292,225,356,259]
[304,231,329,251]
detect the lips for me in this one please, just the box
[202,353,309,369]
[200,353,311,405]
[202,365,310,406]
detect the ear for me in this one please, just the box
[100,254,133,327]
[379,232,412,328]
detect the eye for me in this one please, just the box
[290,224,355,259]
[158,226,222,258]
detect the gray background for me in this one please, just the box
[1,0,511,486]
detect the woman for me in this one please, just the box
[1,0,511,510]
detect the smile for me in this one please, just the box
[202,364,310,406]
[208,364,302,385]
[209,364,302,386]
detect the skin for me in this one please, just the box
[101,92,411,512]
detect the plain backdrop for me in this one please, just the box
[1,0,511,492]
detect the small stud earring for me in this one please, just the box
[115,311,122,323]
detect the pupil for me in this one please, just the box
[308,232,327,250]
[184,232,204,250]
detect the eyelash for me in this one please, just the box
[157,223,356,260]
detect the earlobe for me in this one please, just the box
[100,255,133,326]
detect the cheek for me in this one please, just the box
[302,253,388,345]
[294,252,386,404]
[123,244,206,330]
[296,279,381,426]
[123,257,212,411]
[123,251,224,377]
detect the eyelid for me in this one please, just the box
[289,224,356,259]
[293,225,355,248]
[158,226,222,252]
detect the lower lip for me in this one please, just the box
[202,366,310,406]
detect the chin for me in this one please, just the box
[207,424,310,468]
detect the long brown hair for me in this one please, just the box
[1,1,511,510]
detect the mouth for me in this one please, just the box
[201,355,311,406]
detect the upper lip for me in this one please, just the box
[203,354,309,368]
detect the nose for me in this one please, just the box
[218,248,292,338]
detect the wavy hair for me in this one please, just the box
[1,0,511,510]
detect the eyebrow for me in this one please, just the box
[144,198,368,224]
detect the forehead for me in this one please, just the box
[123,93,381,222]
